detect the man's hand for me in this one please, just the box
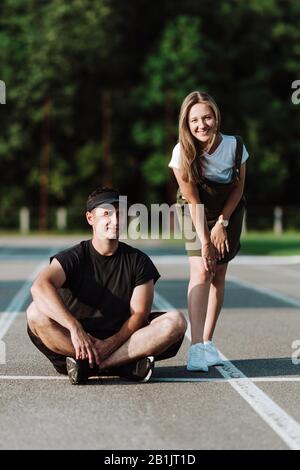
[69,323,101,367]
[87,335,113,362]
[210,223,230,261]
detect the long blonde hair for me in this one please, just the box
[179,91,221,183]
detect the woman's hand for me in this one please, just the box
[201,241,217,275]
[210,223,230,261]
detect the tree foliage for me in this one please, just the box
[0,0,300,226]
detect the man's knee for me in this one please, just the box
[162,310,187,339]
[26,303,50,329]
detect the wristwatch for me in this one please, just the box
[218,217,229,227]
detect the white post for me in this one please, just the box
[19,207,30,234]
[57,207,67,231]
[274,206,283,234]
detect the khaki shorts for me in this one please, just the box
[175,197,245,264]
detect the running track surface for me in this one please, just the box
[0,237,300,450]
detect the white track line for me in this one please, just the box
[226,275,300,308]
[254,264,300,281]
[231,255,300,265]
[154,377,300,383]
[1,375,300,383]
[154,291,300,450]
[150,255,300,265]
[0,375,68,380]
[0,254,53,340]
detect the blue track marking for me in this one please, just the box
[0,281,31,311]
[155,279,299,309]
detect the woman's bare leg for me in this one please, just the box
[203,263,228,342]
[188,257,213,344]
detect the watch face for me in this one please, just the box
[219,218,229,227]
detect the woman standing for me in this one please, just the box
[169,91,249,371]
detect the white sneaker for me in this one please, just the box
[204,341,224,366]
[187,343,208,372]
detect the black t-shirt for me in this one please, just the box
[51,240,160,334]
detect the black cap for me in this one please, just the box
[86,191,120,212]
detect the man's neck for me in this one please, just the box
[92,237,119,256]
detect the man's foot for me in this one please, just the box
[117,356,155,383]
[187,343,208,372]
[204,341,224,366]
[66,357,99,385]
[66,356,155,384]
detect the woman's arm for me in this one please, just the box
[210,163,246,260]
[173,168,210,243]
[220,163,246,220]
[172,168,216,273]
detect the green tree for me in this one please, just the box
[1,0,300,232]
[132,15,209,203]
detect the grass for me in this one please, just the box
[240,231,300,255]
[163,231,300,256]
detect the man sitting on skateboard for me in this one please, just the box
[27,187,186,384]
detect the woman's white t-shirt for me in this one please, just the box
[168,134,249,183]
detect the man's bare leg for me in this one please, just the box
[27,303,187,369]
[99,311,187,370]
[27,302,76,357]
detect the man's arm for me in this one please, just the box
[30,258,100,365]
[91,279,154,360]
[31,259,77,330]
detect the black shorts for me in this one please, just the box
[27,311,185,375]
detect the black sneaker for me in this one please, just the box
[117,356,155,383]
[66,357,99,385]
